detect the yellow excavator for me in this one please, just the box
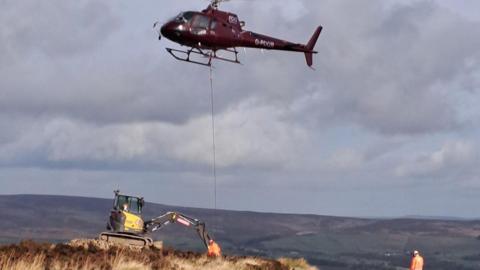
[99,190,214,248]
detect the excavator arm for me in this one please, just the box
[144,212,212,248]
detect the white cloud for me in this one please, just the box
[395,141,477,178]
[0,0,120,60]
[0,100,307,171]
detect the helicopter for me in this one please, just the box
[154,0,322,67]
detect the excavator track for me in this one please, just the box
[99,232,153,247]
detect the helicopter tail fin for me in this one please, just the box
[304,52,314,67]
[307,26,322,51]
[304,26,322,67]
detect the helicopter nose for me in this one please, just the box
[161,21,183,41]
[160,23,169,38]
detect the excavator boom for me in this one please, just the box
[145,212,212,248]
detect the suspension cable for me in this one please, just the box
[209,65,217,211]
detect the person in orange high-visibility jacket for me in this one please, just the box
[207,239,221,257]
[410,250,424,270]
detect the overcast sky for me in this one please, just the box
[1,0,479,218]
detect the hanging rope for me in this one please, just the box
[209,65,217,211]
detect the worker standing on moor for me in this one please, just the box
[410,250,424,270]
[207,239,221,257]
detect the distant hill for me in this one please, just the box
[1,194,480,270]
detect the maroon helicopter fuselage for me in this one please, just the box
[159,6,322,66]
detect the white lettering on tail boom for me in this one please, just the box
[254,39,274,48]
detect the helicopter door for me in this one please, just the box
[191,14,210,35]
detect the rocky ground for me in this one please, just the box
[0,239,317,270]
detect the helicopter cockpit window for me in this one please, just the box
[183,12,194,22]
[191,15,210,35]
[174,12,194,23]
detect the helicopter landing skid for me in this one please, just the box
[166,47,241,66]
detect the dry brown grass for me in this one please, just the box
[1,252,45,270]
[278,257,319,270]
[0,240,316,270]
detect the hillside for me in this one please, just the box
[1,194,480,269]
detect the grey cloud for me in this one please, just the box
[189,0,480,136]
[0,0,120,60]
[302,0,480,135]
[2,0,478,171]
[1,0,479,134]
[0,102,308,174]
[394,140,479,180]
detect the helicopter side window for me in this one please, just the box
[191,15,210,35]
[210,19,217,30]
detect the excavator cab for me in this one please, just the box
[114,192,144,214]
[100,190,153,246]
[108,190,145,234]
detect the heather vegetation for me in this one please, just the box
[0,240,317,270]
